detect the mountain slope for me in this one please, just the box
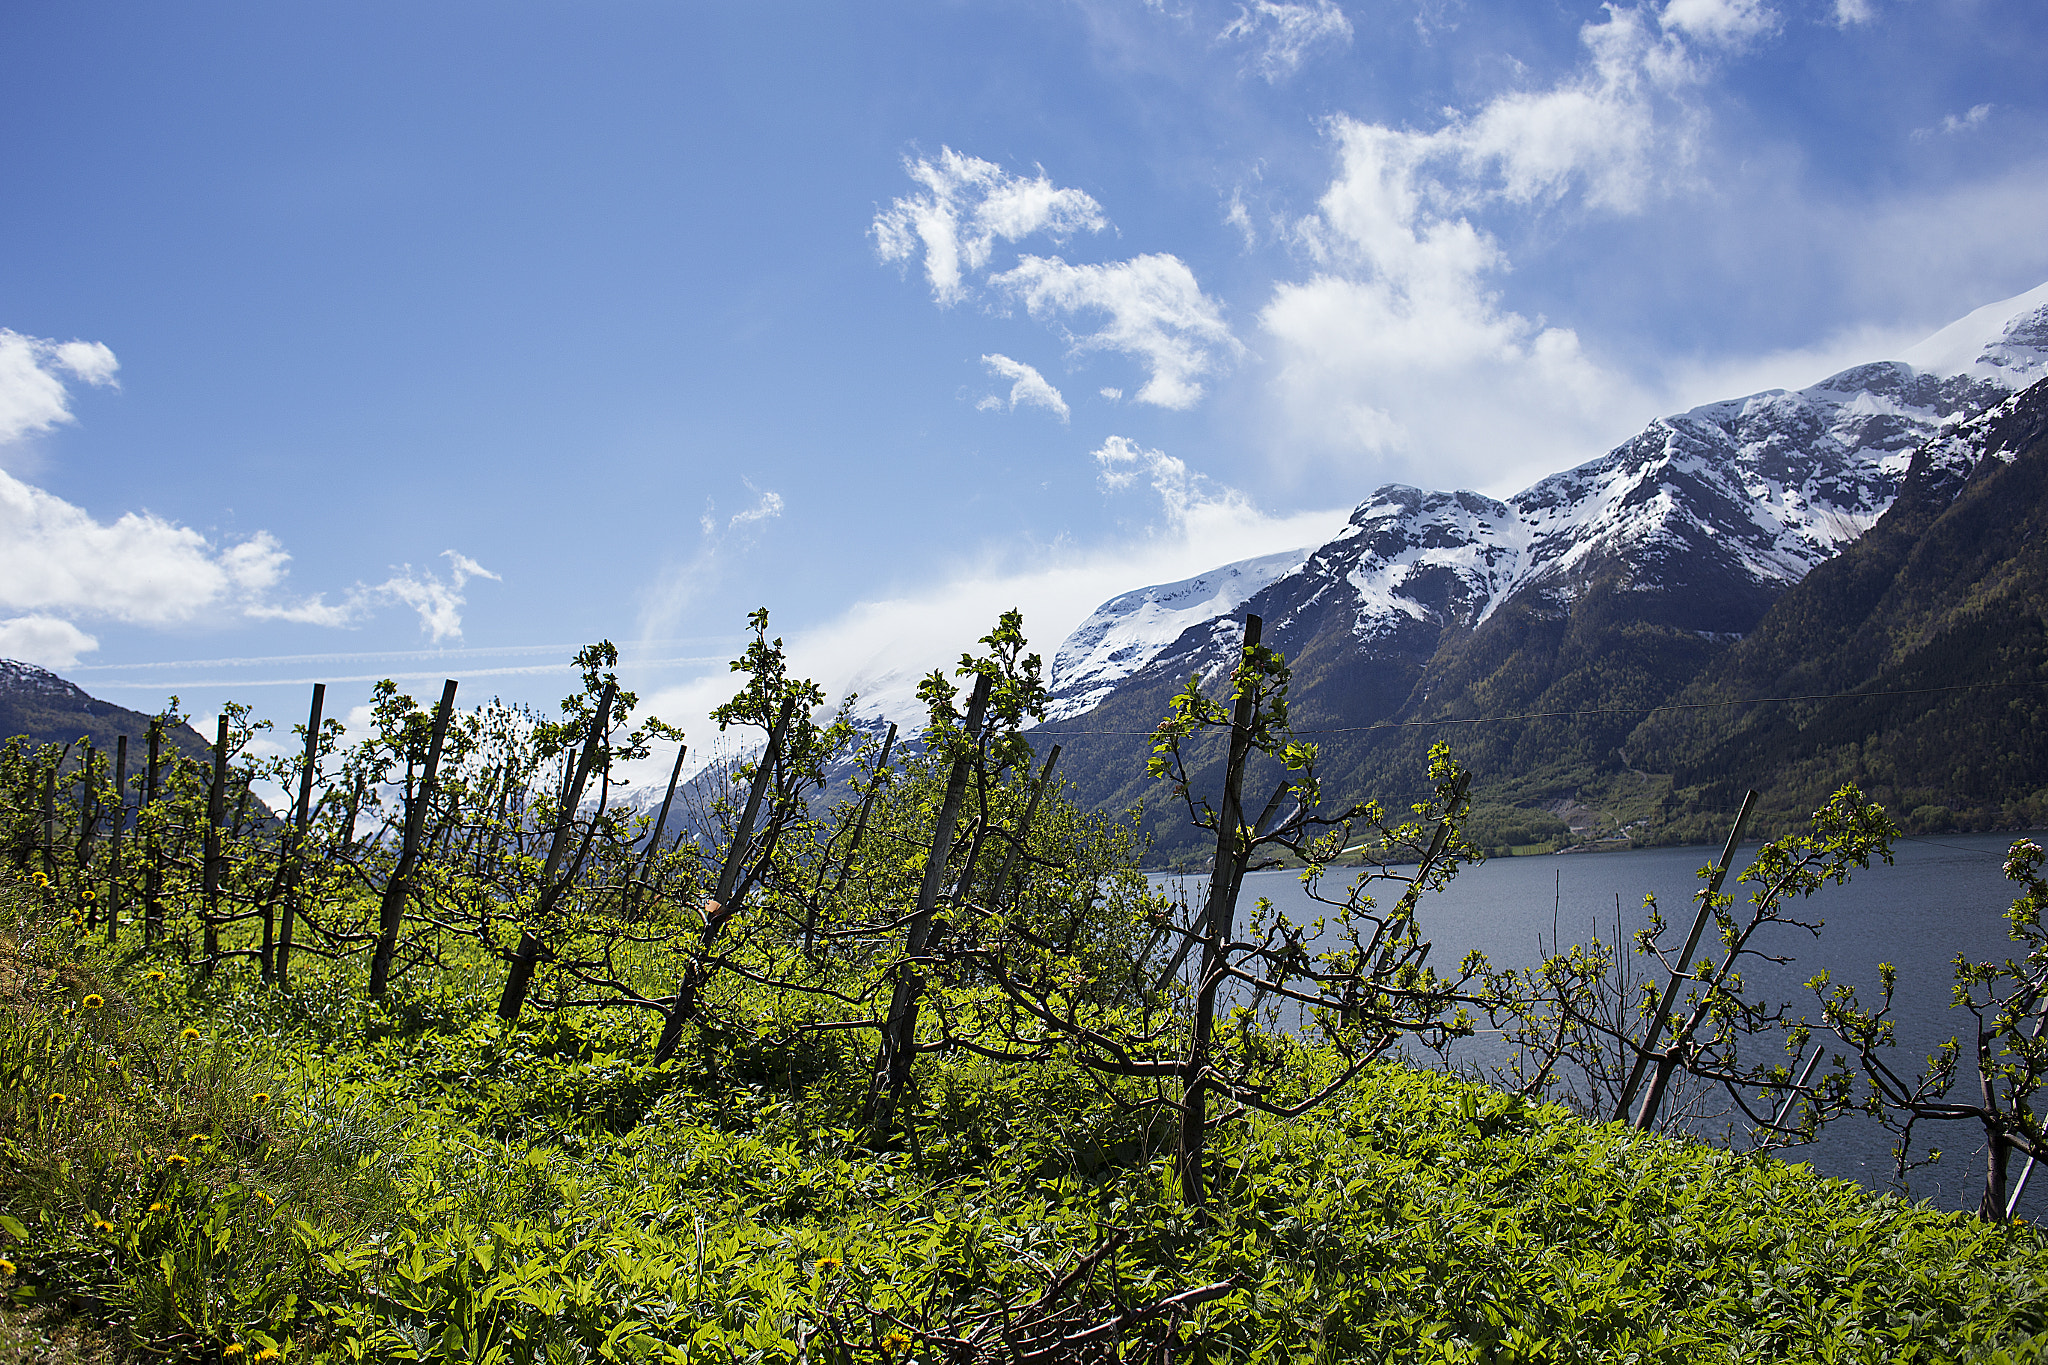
[1035,283,2048,861]
[0,660,213,763]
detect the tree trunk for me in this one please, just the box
[369,680,459,998]
[1177,614,1262,1210]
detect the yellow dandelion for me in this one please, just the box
[83,993,105,1009]
[80,888,96,901]
[814,1255,842,1273]
[0,1258,15,1276]
[180,1028,201,1041]
[32,872,48,888]
[148,1203,165,1214]
[255,1192,274,1208]
[252,1092,272,1105]
[881,1332,914,1355]
[188,1133,210,1145]
[223,1346,246,1360]
[254,1351,280,1363]
[92,1219,115,1234]
[166,1153,189,1168]
[47,1092,67,1104]
[145,971,166,983]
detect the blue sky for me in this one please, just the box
[3,0,2045,769]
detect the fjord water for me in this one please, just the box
[1163,831,2045,1218]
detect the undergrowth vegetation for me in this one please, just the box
[5,886,2048,1362]
[5,611,2048,1360]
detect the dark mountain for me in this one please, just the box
[1031,285,2048,864]
[0,660,213,764]
[1628,377,2048,839]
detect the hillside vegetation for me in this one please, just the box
[5,618,2048,1360]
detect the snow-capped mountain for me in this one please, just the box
[1047,548,1309,719]
[1048,281,2048,710]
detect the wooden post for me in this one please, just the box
[626,741,689,920]
[77,740,98,926]
[40,759,57,888]
[274,684,325,987]
[498,680,616,1021]
[106,736,127,943]
[198,717,229,974]
[368,680,459,999]
[1178,614,1262,1209]
[652,696,797,1060]
[144,720,163,943]
[1621,789,1760,1129]
[863,674,992,1142]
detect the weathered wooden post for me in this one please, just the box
[862,674,992,1142]
[1177,614,1262,1209]
[106,736,127,943]
[77,740,99,926]
[652,696,797,1061]
[497,680,615,1021]
[199,716,229,975]
[1618,788,1760,1129]
[272,683,325,987]
[143,720,163,943]
[40,758,58,888]
[368,679,459,999]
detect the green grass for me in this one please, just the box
[5,886,2048,1363]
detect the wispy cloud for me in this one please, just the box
[875,150,1237,409]
[1219,0,1353,81]
[1913,103,1993,143]
[0,329,119,449]
[993,254,1239,410]
[872,148,1108,305]
[977,353,1071,420]
[1259,3,1748,492]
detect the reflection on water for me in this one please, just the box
[1154,830,2043,1218]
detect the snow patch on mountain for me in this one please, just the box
[1046,547,1309,718]
[1047,282,2048,706]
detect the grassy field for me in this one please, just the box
[5,879,2048,1365]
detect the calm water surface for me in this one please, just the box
[1156,831,2044,1217]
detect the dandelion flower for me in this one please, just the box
[47,1092,67,1104]
[814,1256,842,1273]
[881,1332,914,1355]
[180,1027,201,1041]
[92,1219,115,1234]
[0,1258,15,1276]
[223,1346,246,1359]
[80,888,96,901]
[254,1351,280,1363]
[189,1133,210,1145]
[255,1192,274,1208]
[33,872,48,888]
[145,971,166,983]
[166,1154,189,1168]
[252,1092,272,1105]
[83,994,104,1009]
[148,1203,165,1214]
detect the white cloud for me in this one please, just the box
[246,549,500,641]
[993,253,1240,409]
[0,615,99,669]
[0,329,120,447]
[1258,4,1737,491]
[1099,386,1123,401]
[1832,0,1875,24]
[977,353,1071,420]
[1659,0,1776,47]
[1220,0,1353,81]
[626,446,1350,776]
[726,481,785,529]
[872,148,1108,305]
[1913,103,1993,143]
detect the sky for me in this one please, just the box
[2,0,2046,781]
